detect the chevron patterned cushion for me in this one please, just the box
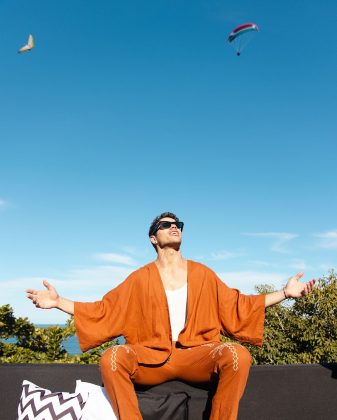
[17,380,88,420]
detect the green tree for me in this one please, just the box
[245,285,299,365]
[287,270,337,363]
[247,271,337,364]
[0,305,116,363]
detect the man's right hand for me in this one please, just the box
[26,280,75,315]
[26,280,59,309]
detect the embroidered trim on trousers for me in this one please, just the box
[110,345,136,372]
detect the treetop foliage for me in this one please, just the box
[0,305,116,364]
[246,270,337,364]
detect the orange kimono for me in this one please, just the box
[74,260,265,361]
[74,260,266,419]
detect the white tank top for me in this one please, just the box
[165,283,188,341]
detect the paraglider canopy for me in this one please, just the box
[18,34,34,53]
[227,23,259,56]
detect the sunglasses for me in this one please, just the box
[150,221,184,236]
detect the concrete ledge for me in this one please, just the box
[1,363,337,419]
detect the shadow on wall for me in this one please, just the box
[321,363,337,379]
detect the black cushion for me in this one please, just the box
[138,391,189,420]
[135,381,213,419]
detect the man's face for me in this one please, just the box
[150,217,183,250]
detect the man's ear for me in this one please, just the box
[150,235,158,245]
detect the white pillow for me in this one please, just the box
[75,380,117,420]
[18,380,88,420]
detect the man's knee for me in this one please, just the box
[216,343,251,373]
[100,345,137,374]
[235,344,251,371]
[100,347,113,373]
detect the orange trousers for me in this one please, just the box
[100,342,251,420]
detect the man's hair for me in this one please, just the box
[148,212,180,237]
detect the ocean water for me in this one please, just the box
[63,334,81,355]
[36,324,81,355]
[37,325,125,355]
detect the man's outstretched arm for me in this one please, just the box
[265,272,315,308]
[26,280,74,315]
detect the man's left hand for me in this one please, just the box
[284,272,316,299]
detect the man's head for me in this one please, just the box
[148,212,184,252]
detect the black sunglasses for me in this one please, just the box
[150,221,184,236]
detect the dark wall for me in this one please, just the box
[239,364,337,420]
[1,363,337,420]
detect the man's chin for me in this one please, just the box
[166,241,181,251]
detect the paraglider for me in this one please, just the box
[227,23,259,56]
[18,34,34,53]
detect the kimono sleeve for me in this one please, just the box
[74,274,135,352]
[216,275,266,346]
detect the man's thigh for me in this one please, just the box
[133,342,241,386]
[171,342,242,383]
[132,344,215,386]
[133,358,176,387]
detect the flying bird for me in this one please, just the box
[18,34,34,53]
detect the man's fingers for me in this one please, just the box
[27,294,39,307]
[43,279,51,289]
[305,280,315,293]
[289,272,304,284]
[302,280,315,296]
[26,288,36,294]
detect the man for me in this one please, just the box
[26,212,315,420]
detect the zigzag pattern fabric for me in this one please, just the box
[17,380,88,420]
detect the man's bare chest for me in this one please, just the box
[158,268,188,291]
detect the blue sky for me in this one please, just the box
[1,0,336,323]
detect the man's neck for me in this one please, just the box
[155,249,187,290]
[155,248,185,270]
